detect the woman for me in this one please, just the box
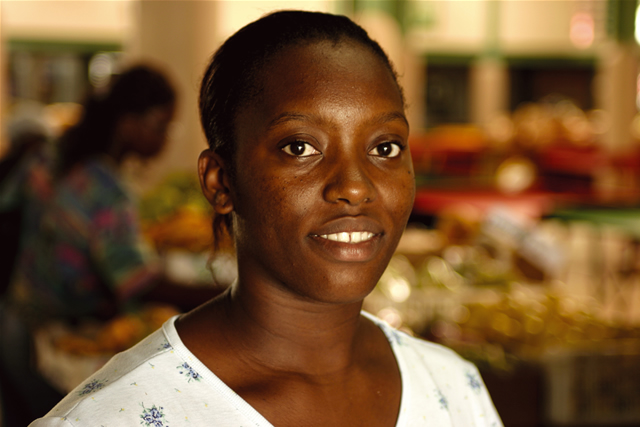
[31,11,502,426]
[6,65,217,325]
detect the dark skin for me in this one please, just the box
[177,40,416,426]
[110,104,175,162]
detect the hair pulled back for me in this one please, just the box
[57,64,176,176]
[199,10,403,246]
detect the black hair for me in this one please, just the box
[199,10,404,246]
[57,64,176,176]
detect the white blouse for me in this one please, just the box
[31,313,503,426]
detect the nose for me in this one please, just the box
[323,156,376,206]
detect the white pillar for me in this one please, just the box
[470,57,509,126]
[595,41,639,153]
[402,49,426,134]
[125,0,220,190]
[469,0,507,127]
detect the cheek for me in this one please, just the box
[234,172,315,237]
[403,168,417,212]
[385,167,416,223]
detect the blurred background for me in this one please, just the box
[2,1,640,426]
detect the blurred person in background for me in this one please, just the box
[0,64,221,425]
[0,101,61,426]
[0,101,53,292]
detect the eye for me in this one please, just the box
[370,142,403,158]
[282,141,320,157]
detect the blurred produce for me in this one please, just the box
[410,96,640,203]
[410,124,488,179]
[494,156,537,194]
[144,206,213,252]
[365,225,640,372]
[436,204,483,246]
[438,286,640,368]
[139,172,214,252]
[138,171,238,285]
[35,303,180,393]
[398,96,640,377]
[53,303,180,356]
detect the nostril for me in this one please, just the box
[338,196,371,204]
[327,182,374,206]
[323,162,376,205]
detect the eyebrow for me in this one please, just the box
[266,111,409,131]
[373,111,409,128]
[266,112,310,131]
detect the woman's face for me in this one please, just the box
[229,40,415,304]
[128,103,175,158]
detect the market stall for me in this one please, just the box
[371,100,640,426]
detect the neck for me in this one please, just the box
[215,278,368,377]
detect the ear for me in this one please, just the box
[198,149,233,215]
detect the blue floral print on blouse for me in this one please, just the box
[466,370,482,393]
[436,388,448,410]
[158,340,172,351]
[78,378,107,396]
[140,403,168,427]
[177,362,201,382]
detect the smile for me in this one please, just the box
[317,231,375,244]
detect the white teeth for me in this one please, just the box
[319,232,374,243]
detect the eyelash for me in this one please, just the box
[281,140,319,157]
[369,141,404,158]
[281,140,405,158]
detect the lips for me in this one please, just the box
[310,216,383,241]
[318,231,375,244]
[307,216,385,262]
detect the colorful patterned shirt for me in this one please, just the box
[30,313,503,426]
[5,155,159,325]
[0,145,53,290]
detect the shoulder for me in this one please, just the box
[364,311,472,370]
[364,313,503,426]
[32,315,256,426]
[36,318,182,424]
[389,328,485,394]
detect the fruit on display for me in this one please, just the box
[366,226,640,371]
[54,304,180,356]
[410,97,619,197]
[139,172,214,252]
[143,205,213,252]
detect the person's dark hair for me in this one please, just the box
[199,10,404,246]
[56,64,176,176]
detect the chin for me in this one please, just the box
[296,267,385,306]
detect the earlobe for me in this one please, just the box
[198,149,234,215]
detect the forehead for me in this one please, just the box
[234,40,403,133]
